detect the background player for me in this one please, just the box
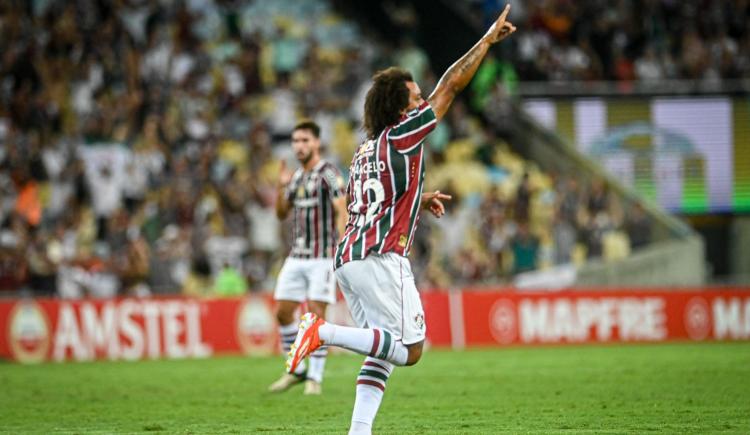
[285,5,516,434]
[268,121,348,395]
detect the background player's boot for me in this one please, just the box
[286,313,324,374]
[268,372,306,393]
[303,379,322,395]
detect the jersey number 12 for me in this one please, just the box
[351,178,385,226]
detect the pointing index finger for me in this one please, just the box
[498,4,511,23]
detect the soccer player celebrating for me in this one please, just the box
[268,121,348,395]
[286,5,516,433]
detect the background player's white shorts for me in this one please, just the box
[334,253,426,345]
[274,257,336,304]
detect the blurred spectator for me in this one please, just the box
[26,230,57,296]
[511,222,539,275]
[394,37,430,84]
[585,179,612,217]
[433,188,473,262]
[482,208,516,278]
[0,220,28,293]
[635,46,665,81]
[582,211,615,260]
[625,202,652,250]
[14,172,42,227]
[116,227,151,296]
[149,225,190,294]
[268,73,298,143]
[552,211,576,265]
[213,263,248,296]
[514,172,532,223]
[557,177,582,225]
[183,256,213,297]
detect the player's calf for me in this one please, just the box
[275,300,299,325]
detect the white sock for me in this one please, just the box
[318,323,409,366]
[350,357,393,434]
[307,346,328,383]
[348,421,372,435]
[280,322,306,375]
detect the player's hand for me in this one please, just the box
[278,160,292,188]
[422,190,452,218]
[483,4,516,44]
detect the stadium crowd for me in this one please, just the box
[466,0,750,83]
[0,0,654,298]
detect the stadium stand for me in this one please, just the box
[2,0,745,297]
[453,0,750,84]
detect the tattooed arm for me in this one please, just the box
[428,4,516,120]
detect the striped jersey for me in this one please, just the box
[335,101,437,268]
[286,160,346,259]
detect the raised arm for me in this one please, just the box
[276,160,293,220]
[427,4,516,120]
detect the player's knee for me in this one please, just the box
[276,307,295,325]
[405,342,424,366]
[307,301,327,319]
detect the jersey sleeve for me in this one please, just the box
[321,164,346,199]
[386,101,438,154]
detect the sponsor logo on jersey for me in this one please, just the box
[398,234,408,247]
[306,174,317,192]
[357,140,376,158]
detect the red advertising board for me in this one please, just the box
[0,292,452,363]
[1,288,748,363]
[460,289,750,346]
[0,296,280,363]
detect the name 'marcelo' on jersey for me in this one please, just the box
[286,160,346,259]
[335,101,437,268]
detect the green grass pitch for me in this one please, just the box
[1,342,749,434]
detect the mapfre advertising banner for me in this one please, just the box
[459,289,750,346]
[1,289,748,363]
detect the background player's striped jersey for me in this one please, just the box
[335,101,437,268]
[286,160,345,259]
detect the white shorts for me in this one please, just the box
[334,253,426,345]
[274,257,336,304]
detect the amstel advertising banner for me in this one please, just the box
[0,289,748,363]
[0,296,279,364]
